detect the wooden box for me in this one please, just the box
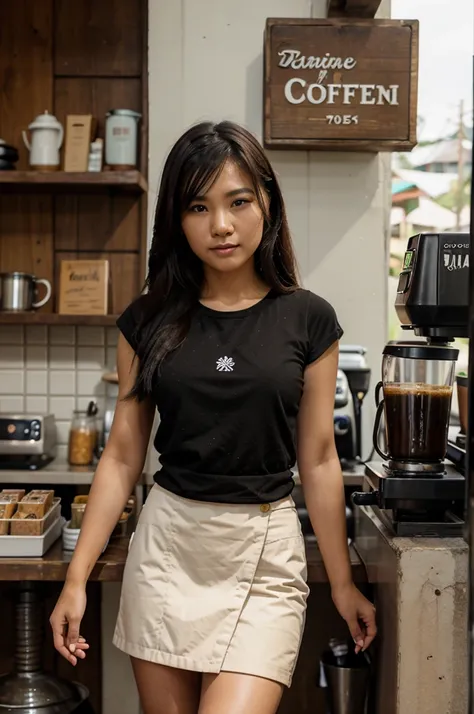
[64,115,96,172]
[59,259,109,315]
[264,18,419,152]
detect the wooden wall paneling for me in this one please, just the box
[54,78,141,146]
[53,0,146,309]
[138,198,148,288]
[54,251,77,312]
[79,195,141,252]
[0,0,54,311]
[139,0,148,177]
[53,77,142,280]
[29,195,54,306]
[54,195,79,251]
[111,196,141,253]
[0,0,53,169]
[55,194,140,252]
[54,0,142,77]
[106,252,141,312]
[139,0,149,287]
[92,252,141,314]
[0,195,54,312]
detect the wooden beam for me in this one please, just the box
[327,0,382,17]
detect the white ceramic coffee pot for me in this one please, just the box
[22,111,64,170]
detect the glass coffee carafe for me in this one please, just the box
[373,343,458,468]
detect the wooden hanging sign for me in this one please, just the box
[264,18,419,152]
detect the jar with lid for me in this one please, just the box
[105,109,141,169]
[68,411,97,466]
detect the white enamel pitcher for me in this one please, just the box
[22,111,64,170]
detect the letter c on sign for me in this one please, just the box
[284,78,306,104]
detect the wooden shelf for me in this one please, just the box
[0,312,118,326]
[0,536,130,582]
[0,170,147,193]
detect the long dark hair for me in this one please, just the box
[129,120,300,400]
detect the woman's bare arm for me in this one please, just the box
[297,343,353,590]
[66,334,155,586]
[297,342,376,652]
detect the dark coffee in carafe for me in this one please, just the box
[384,383,452,461]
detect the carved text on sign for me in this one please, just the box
[279,49,399,109]
[278,50,357,70]
[285,81,398,106]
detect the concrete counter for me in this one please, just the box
[356,505,468,714]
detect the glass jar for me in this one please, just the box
[373,342,458,462]
[68,411,97,466]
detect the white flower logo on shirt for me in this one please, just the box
[216,356,235,372]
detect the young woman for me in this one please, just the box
[50,121,376,714]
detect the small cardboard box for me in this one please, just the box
[64,115,96,172]
[59,260,109,315]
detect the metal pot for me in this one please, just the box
[0,272,52,312]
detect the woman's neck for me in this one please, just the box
[201,262,268,302]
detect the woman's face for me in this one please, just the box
[181,160,266,273]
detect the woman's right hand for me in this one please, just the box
[50,582,89,666]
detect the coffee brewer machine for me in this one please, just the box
[335,346,371,463]
[353,232,469,536]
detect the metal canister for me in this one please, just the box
[105,109,141,169]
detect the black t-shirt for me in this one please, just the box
[117,288,343,504]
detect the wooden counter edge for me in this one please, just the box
[0,537,366,584]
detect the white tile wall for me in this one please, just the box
[1,326,23,344]
[26,396,48,414]
[49,396,76,420]
[26,345,48,369]
[0,326,120,447]
[0,345,24,368]
[49,371,75,396]
[26,325,47,345]
[50,346,75,370]
[26,370,48,395]
[0,395,24,412]
[0,370,24,395]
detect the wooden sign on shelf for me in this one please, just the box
[59,260,109,315]
[264,18,419,152]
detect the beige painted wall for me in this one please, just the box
[103,2,392,712]
[143,0,391,475]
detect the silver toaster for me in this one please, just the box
[0,413,57,458]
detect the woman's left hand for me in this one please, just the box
[331,583,377,653]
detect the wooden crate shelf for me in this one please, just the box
[0,171,147,193]
[0,312,118,326]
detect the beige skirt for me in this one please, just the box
[113,483,309,687]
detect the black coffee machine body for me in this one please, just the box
[354,232,469,536]
[335,345,371,464]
